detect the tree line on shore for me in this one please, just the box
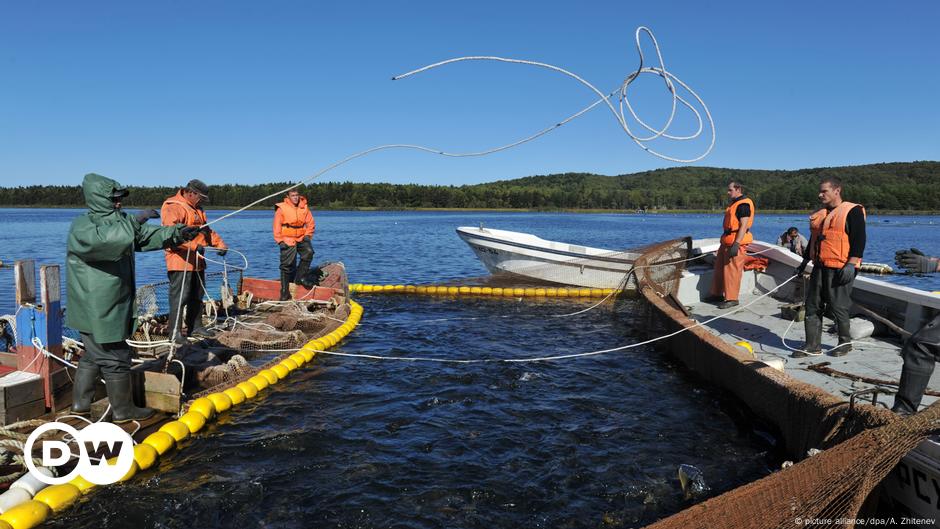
[1,161,937,211]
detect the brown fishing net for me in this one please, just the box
[644,405,939,529]
[633,238,938,528]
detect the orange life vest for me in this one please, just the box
[273,196,315,245]
[809,201,865,268]
[278,200,307,238]
[721,197,755,246]
[161,191,226,271]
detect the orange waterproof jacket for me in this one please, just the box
[809,201,865,268]
[720,197,755,246]
[161,191,227,271]
[273,196,315,246]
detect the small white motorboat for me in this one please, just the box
[456,226,640,289]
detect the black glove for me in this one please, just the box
[216,248,227,257]
[302,235,311,243]
[837,263,857,286]
[729,242,740,257]
[179,225,202,241]
[278,242,287,249]
[895,248,940,274]
[794,259,809,277]
[134,209,159,224]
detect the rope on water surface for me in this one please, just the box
[308,275,798,364]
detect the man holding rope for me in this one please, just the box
[891,248,940,415]
[67,173,201,422]
[161,179,228,339]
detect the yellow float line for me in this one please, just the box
[349,284,620,298]
[0,301,364,529]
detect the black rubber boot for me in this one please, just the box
[892,368,932,416]
[279,272,292,301]
[104,373,154,423]
[70,362,100,416]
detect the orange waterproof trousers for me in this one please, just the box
[710,244,748,301]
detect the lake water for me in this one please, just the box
[2,208,939,528]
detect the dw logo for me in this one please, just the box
[24,422,135,485]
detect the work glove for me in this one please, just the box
[728,242,740,258]
[302,235,311,243]
[216,248,227,257]
[895,248,940,274]
[134,209,159,224]
[278,241,287,249]
[836,263,857,286]
[794,259,809,277]
[179,225,203,241]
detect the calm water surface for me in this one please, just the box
[1,209,938,528]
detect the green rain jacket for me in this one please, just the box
[66,173,182,343]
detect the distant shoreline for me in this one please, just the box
[1,204,938,215]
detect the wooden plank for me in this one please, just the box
[240,277,339,302]
[0,372,44,409]
[39,265,60,304]
[139,371,181,414]
[49,367,75,411]
[14,260,35,306]
[0,398,45,425]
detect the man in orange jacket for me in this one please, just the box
[273,189,315,300]
[705,181,754,309]
[792,176,865,358]
[161,179,228,338]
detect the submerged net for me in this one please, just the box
[632,238,937,528]
[644,405,939,529]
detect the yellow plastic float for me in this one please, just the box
[349,283,620,298]
[16,297,365,529]
[0,500,50,529]
[33,484,81,513]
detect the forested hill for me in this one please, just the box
[2,161,938,211]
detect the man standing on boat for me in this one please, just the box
[891,248,940,415]
[161,179,228,339]
[67,173,202,422]
[273,189,316,301]
[705,180,754,309]
[794,176,866,358]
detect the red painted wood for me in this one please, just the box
[241,278,339,302]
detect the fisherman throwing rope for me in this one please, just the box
[66,173,201,422]
[892,248,940,416]
[162,179,228,339]
[273,189,316,301]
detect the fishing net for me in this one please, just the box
[126,264,349,394]
[643,405,939,529]
[632,238,936,528]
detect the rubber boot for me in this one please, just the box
[892,368,932,416]
[279,272,292,301]
[104,373,154,423]
[69,362,100,417]
[793,315,823,358]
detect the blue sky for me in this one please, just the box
[1,1,937,187]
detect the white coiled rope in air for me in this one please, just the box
[204,26,713,230]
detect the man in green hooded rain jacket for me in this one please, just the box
[66,173,201,422]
